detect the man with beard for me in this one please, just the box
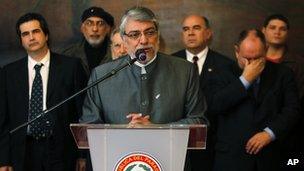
[80,7,207,170]
[61,6,114,77]
[63,8,114,170]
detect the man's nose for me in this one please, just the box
[274,28,281,35]
[29,33,35,40]
[92,24,99,32]
[188,29,195,35]
[139,33,148,44]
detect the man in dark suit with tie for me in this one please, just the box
[212,29,300,171]
[172,14,234,171]
[0,13,87,171]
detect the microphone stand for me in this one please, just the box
[10,57,137,134]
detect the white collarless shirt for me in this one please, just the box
[28,50,50,110]
[134,54,157,74]
[186,47,209,75]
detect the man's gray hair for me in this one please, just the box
[119,6,159,37]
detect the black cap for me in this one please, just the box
[81,6,114,27]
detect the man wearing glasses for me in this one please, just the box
[61,6,114,77]
[80,6,206,137]
[80,8,206,170]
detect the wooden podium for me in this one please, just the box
[70,124,206,171]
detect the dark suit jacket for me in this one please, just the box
[211,62,300,171]
[0,53,87,171]
[172,49,234,171]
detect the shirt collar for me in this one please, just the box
[186,46,209,61]
[28,50,51,70]
[133,54,157,74]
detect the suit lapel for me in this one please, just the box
[257,62,276,103]
[200,50,213,88]
[15,58,30,120]
[18,58,29,95]
[175,50,187,60]
[47,53,61,102]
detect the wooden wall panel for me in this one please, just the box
[0,0,303,66]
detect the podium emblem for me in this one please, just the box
[115,152,162,171]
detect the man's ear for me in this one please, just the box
[106,25,112,35]
[80,23,85,34]
[262,27,266,34]
[206,29,213,40]
[234,45,240,59]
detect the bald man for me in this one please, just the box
[212,29,300,171]
[172,15,234,171]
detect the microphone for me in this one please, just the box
[135,49,147,61]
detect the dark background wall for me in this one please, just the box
[0,0,303,66]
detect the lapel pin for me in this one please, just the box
[208,68,213,72]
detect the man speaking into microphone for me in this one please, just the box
[80,6,206,127]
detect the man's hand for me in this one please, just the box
[246,131,272,155]
[0,166,13,171]
[242,58,265,83]
[126,113,151,127]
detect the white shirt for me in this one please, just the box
[186,47,209,75]
[28,50,50,110]
[134,54,157,74]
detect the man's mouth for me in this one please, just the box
[90,35,100,39]
[188,39,197,43]
[142,47,152,53]
[29,42,39,47]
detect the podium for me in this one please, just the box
[70,124,206,171]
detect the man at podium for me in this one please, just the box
[80,7,207,171]
[80,6,206,126]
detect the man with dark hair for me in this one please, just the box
[172,14,234,171]
[61,6,114,77]
[262,13,304,163]
[212,29,300,171]
[0,13,87,171]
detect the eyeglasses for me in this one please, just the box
[84,20,106,28]
[123,28,158,40]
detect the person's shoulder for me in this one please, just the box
[50,52,83,69]
[171,49,186,58]
[266,61,294,76]
[93,55,128,73]
[2,57,26,71]
[51,52,80,62]
[285,52,304,64]
[208,49,234,65]
[158,53,194,74]
[59,40,84,55]
[159,52,192,66]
